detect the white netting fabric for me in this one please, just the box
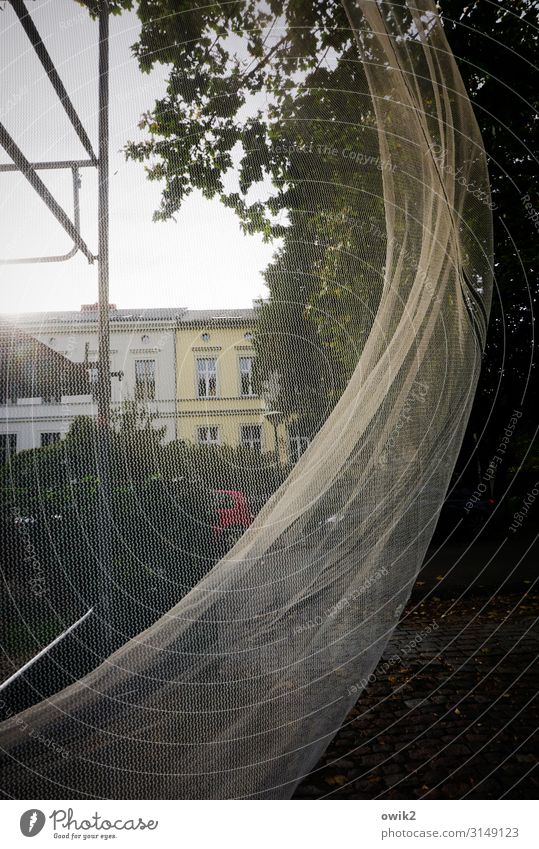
[0,0,492,799]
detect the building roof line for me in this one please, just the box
[0,307,258,326]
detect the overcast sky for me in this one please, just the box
[0,0,273,315]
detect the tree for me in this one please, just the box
[120,1,391,434]
[439,1,538,493]
[84,0,538,479]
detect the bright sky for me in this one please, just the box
[0,0,273,314]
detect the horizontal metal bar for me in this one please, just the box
[0,166,83,264]
[0,244,79,265]
[0,123,95,263]
[10,0,97,164]
[0,159,95,172]
[0,607,94,695]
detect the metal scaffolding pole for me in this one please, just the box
[0,123,95,263]
[0,1,113,710]
[97,1,111,431]
[96,2,112,620]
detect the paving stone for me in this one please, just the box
[295,592,537,800]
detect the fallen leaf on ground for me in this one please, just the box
[325,774,348,786]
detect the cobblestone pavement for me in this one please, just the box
[294,591,538,800]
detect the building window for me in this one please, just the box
[197,425,219,446]
[240,424,262,451]
[41,432,61,447]
[135,359,156,400]
[197,358,217,398]
[0,434,17,463]
[239,356,255,396]
[289,434,310,463]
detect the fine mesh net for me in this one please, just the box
[0,0,492,799]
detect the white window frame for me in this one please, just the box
[196,358,218,398]
[197,425,220,446]
[0,433,17,463]
[239,356,255,397]
[134,358,156,400]
[40,432,62,447]
[240,423,262,451]
[289,433,310,463]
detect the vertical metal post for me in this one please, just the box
[264,411,283,465]
[97,2,111,614]
[97,1,110,427]
[272,420,279,465]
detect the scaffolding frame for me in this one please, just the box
[0,0,110,430]
[0,0,112,688]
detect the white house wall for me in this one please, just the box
[1,315,178,452]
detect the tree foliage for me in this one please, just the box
[121,1,388,430]
[439,0,538,486]
[80,0,537,475]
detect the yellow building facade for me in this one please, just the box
[175,309,285,457]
